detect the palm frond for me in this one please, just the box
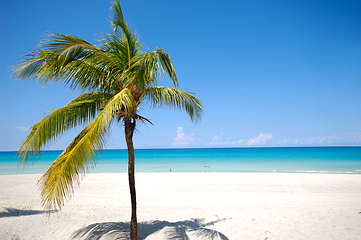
[101,30,142,64]
[41,33,112,63]
[17,93,113,164]
[12,50,58,84]
[122,49,178,91]
[37,88,136,211]
[143,87,202,122]
[154,48,178,87]
[110,0,126,33]
[137,114,153,125]
[110,0,137,66]
[98,31,142,91]
[12,33,118,92]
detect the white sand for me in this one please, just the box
[1,172,361,240]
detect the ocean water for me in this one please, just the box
[0,147,360,175]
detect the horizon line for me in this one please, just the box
[1,145,361,153]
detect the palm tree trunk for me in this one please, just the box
[124,117,137,240]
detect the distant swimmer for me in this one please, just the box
[170,168,172,172]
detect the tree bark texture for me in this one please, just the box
[125,117,137,240]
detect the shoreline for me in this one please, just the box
[1,172,361,239]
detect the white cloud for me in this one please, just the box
[172,127,195,146]
[246,133,273,145]
[294,140,299,144]
[15,126,30,132]
[279,140,287,144]
[212,133,223,142]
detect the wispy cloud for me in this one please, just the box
[207,133,273,146]
[246,133,273,145]
[212,132,223,142]
[172,127,195,146]
[205,131,361,147]
[15,126,30,132]
[207,133,242,146]
[234,139,245,145]
[306,132,361,145]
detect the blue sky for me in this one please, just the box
[1,0,361,151]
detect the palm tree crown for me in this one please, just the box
[12,0,202,215]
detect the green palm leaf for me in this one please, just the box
[12,50,58,84]
[18,92,113,164]
[144,86,202,122]
[38,88,136,211]
[122,49,178,91]
[110,0,127,34]
[12,33,117,92]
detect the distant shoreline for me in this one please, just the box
[1,145,361,153]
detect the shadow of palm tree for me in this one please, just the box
[71,218,229,240]
[0,207,47,218]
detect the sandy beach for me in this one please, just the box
[1,172,360,239]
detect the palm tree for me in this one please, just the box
[12,1,202,239]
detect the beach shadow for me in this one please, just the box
[0,207,47,218]
[71,218,229,240]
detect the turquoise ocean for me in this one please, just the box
[1,147,361,175]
